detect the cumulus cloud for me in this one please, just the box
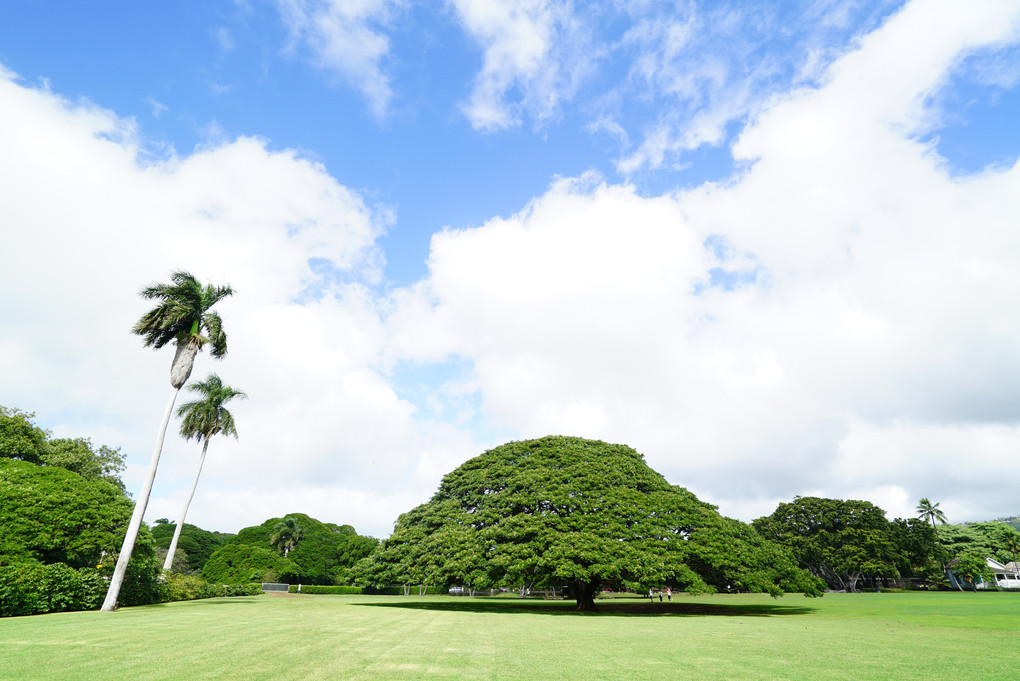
[0,67,471,537]
[386,0,1020,523]
[4,0,1020,541]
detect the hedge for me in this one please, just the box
[288,585,365,594]
[286,585,448,595]
[160,573,263,602]
[1,562,264,617]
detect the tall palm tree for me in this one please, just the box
[162,374,246,572]
[101,271,233,611]
[271,516,305,558]
[916,497,954,589]
[916,498,948,533]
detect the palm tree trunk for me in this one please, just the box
[162,436,210,572]
[102,385,180,611]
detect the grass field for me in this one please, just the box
[1,591,1017,680]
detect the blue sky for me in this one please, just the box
[2,0,1020,537]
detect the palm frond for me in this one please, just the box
[176,373,246,442]
[202,311,228,359]
[132,271,234,358]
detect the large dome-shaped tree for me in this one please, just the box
[363,436,822,610]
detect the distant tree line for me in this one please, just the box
[6,405,1019,615]
[0,406,262,617]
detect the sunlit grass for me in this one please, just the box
[0,591,1016,680]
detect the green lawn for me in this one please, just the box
[1,591,1017,680]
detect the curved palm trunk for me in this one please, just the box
[102,385,180,611]
[162,436,210,572]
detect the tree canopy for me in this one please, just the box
[360,436,822,610]
[150,522,230,573]
[0,459,132,568]
[939,522,1020,566]
[0,407,126,490]
[753,496,924,592]
[0,406,48,464]
[204,513,377,585]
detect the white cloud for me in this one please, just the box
[387,0,1020,524]
[3,0,1020,543]
[0,67,471,537]
[276,0,402,117]
[611,1,902,174]
[449,0,597,131]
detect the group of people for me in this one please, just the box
[648,588,672,602]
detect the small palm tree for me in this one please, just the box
[102,271,233,611]
[162,374,246,572]
[916,498,948,533]
[271,516,305,557]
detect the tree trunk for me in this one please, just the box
[162,436,210,571]
[170,338,200,389]
[102,385,180,611]
[573,580,599,612]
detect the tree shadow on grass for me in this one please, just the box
[354,598,816,618]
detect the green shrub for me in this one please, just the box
[161,573,264,602]
[160,573,205,602]
[0,562,107,617]
[0,562,45,616]
[287,585,365,594]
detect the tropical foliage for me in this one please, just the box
[0,407,126,489]
[0,405,49,464]
[151,521,230,574]
[752,496,941,591]
[204,514,378,585]
[916,498,949,533]
[271,516,305,558]
[358,436,822,610]
[0,459,131,568]
[103,271,234,611]
[201,544,296,585]
[939,522,1020,566]
[0,562,108,617]
[163,373,246,571]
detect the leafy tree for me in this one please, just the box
[888,517,942,583]
[939,522,1020,565]
[0,406,49,463]
[994,516,1020,533]
[1002,528,1020,566]
[102,271,234,611]
[201,544,294,584]
[209,514,377,585]
[753,496,901,592]
[41,437,126,491]
[150,522,228,573]
[951,551,995,589]
[362,436,821,611]
[0,459,132,568]
[1,407,126,490]
[271,516,306,558]
[162,374,246,571]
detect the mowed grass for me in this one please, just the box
[1,591,1017,681]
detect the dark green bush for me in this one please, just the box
[0,562,107,617]
[160,573,263,602]
[160,572,205,602]
[287,585,365,594]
